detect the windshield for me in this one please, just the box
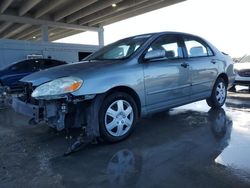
[240,55,250,63]
[85,35,151,61]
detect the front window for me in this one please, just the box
[147,35,183,60]
[86,35,151,61]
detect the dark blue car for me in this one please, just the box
[0,58,66,93]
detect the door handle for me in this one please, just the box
[181,63,189,68]
[211,59,217,64]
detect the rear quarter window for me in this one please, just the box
[184,36,214,58]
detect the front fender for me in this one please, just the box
[72,66,146,106]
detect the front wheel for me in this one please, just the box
[206,78,227,108]
[99,92,138,143]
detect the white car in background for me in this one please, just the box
[232,54,250,90]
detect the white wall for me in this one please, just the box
[0,39,99,69]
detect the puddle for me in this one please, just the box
[178,100,250,178]
[215,109,250,174]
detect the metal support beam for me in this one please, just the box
[17,27,62,41]
[100,0,185,26]
[25,29,81,41]
[0,14,99,32]
[0,23,23,38]
[1,24,31,39]
[19,0,42,16]
[6,0,70,40]
[98,27,104,47]
[66,0,123,23]
[12,26,40,40]
[34,0,68,18]
[41,25,49,42]
[0,0,13,13]
[0,22,12,34]
[53,0,98,21]
[78,0,149,25]
[3,0,42,39]
[88,0,169,26]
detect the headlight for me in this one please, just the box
[32,77,83,99]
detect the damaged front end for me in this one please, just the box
[12,82,102,138]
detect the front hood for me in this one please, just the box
[21,60,119,86]
[234,62,250,70]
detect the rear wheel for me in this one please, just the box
[206,78,227,108]
[99,92,138,142]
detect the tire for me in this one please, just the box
[99,92,138,143]
[206,77,227,108]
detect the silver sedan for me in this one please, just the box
[13,32,235,142]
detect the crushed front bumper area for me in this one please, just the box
[234,75,250,86]
[12,97,42,119]
[11,94,104,139]
[12,97,87,131]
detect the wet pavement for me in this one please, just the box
[0,87,250,188]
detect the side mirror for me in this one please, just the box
[144,50,166,60]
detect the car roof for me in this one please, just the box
[126,31,201,40]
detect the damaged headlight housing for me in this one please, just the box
[31,77,83,99]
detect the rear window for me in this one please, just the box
[184,36,214,58]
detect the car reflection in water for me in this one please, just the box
[50,108,232,188]
[217,94,250,180]
[105,108,232,187]
[107,149,140,187]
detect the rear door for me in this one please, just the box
[183,35,218,100]
[143,34,191,111]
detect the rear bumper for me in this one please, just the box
[234,80,250,86]
[234,75,250,86]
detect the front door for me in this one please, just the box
[143,34,191,112]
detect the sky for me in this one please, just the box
[56,0,250,57]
